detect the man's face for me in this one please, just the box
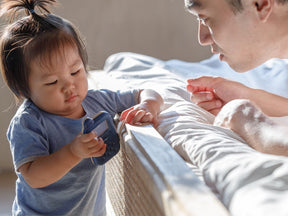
[185,0,268,72]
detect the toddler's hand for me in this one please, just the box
[119,104,158,127]
[69,132,106,159]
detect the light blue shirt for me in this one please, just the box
[8,89,139,216]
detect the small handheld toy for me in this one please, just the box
[82,111,120,165]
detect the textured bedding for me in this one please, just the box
[88,52,288,216]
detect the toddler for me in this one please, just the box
[0,0,163,215]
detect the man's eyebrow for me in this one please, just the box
[185,0,202,10]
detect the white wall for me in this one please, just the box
[0,76,17,171]
[0,0,211,171]
[53,0,211,69]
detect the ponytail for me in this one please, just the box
[0,0,87,102]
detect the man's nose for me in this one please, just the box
[198,24,214,46]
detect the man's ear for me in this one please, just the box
[253,0,273,22]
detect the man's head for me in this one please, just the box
[185,0,288,72]
[185,0,288,13]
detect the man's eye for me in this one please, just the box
[46,80,57,86]
[197,16,208,26]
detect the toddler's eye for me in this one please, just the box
[46,80,57,86]
[71,70,79,76]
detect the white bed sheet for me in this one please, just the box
[88,52,288,216]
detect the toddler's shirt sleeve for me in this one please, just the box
[7,108,49,171]
[85,89,140,115]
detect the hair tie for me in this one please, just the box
[29,9,35,14]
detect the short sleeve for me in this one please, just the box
[7,111,49,171]
[112,89,140,112]
[84,89,140,116]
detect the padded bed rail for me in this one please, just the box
[105,124,230,216]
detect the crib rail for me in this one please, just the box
[105,124,229,216]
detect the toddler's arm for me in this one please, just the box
[18,131,106,188]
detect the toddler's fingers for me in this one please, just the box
[80,131,97,142]
[122,109,139,123]
[91,143,106,157]
[140,113,153,123]
[119,107,133,120]
[88,137,104,149]
[130,110,147,124]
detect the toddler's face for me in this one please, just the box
[28,44,88,119]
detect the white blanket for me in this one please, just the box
[88,52,288,216]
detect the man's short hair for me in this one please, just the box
[227,0,243,13]
[228,0,288,13]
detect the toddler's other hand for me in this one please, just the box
[69,132,106,159]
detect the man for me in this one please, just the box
[185,0,288,156]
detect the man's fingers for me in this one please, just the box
[187,76,219,88]
[190,91,214,103]
[197,100,223,114]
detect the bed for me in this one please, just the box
[88,52,288,216]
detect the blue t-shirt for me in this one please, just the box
[7,89,139,216]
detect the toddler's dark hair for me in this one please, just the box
[0,0,88,101]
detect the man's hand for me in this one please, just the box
[187,76,250,115]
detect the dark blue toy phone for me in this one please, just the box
[82,111,120,165]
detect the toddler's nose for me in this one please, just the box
[62,79,75,92]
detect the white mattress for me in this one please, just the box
[88,52,288,216]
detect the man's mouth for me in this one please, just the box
[211,47,224,61]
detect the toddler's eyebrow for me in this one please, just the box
[69,59,83,68]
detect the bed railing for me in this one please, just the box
[105,124,230,216]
